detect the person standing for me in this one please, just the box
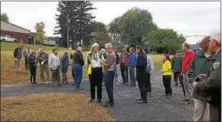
[160,54,172,98]
[87,43,104,103]
[187,36,215,121]
[37,49,49,83]
[114,51,120,82]
[61,51,69,84]
[102,43,116,107]
[48,48,61,86]
[13,45,23,72]
[181,43,195,101]
[23,47,32,71]
[145,49,154,95]
[128,47,137,87]
[135,45,148,104]
[28,52,37,84]
[120,48,129,84]
[72,47,84,90]
[101,48,107,60]
[171,51,182,86]
[193,32,221,122]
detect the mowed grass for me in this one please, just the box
[1,42,169,84]
[1,42,88,84]
[1,92,114,121]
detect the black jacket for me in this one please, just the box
[72,51,84,66]
[136,52,147,70]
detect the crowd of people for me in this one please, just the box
[13,32,221,121]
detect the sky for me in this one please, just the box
[1,2,221,44]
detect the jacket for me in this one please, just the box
[128,52,137,67]
[188,52,216,101]
[115,52,120,65]
[182,50,195,74]
[136,52,147,70]
[14,47,22,59]
[61,53,69,72]
[72,50,84,66]
[87,52,104,75]
[171,56,182,72]
[146,54,155,74]
[48,53,61,70]
[120,53,129,67]
[162,60,172,76]
[37,52,48,65]
[28,55,37,68]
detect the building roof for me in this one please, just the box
[1,21,30,34]
[90,32,111,47]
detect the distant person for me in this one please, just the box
[101,48,107,60]
[171,51,182,86]
[135,45,147,104]
[181,42,195,101]
[13,45,23,72]
[102,43,116,107]
[145,49,154,95]
[28,52,37,84]
[48,48,61,86]
[72,46,84,90]
[160,54,172,98]
[23,46,33,71]
[193,32,221,122]
[187,36,215,121]
[120,48,129,84]
[114,51,120,82]
[61,51,69,84]
[37,49,49,83]
[87,43,104,103]
[128,47,137,87]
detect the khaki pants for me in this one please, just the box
[40,65,49,83]
[51,67,61,85]
[194,99,209,121]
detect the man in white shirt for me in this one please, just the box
[48,48,61,86]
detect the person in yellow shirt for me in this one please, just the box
[160,54,172,98]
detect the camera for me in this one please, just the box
[195,77,201,82]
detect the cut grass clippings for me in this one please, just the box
[1,92,114,121]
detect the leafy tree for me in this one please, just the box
[1,13,9,22]
[35,22,45,44]
[55,1,95,48]
[147,29,185,53]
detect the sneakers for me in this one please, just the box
[137,99,147,104]
[104,102,114,107]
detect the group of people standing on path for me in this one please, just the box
[170,32,221,122]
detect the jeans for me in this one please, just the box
[129,66,136,86]
[182,73,192,99]
[72,64,82,88]
[114,64,118,81]
[104,70,115,104]
[120,63,128,83]
[173,72,180,85]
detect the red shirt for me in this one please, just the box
[182,50,195,74]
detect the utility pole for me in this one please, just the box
[66,13,70,48]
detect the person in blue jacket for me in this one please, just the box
[61,51,69,84]
[128,47,137,87]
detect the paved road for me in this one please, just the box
[1,71,193,121]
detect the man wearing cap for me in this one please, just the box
[37,49,50,83]
[71,46,84,90]
[192,32,221,121]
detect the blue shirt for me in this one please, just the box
[128,52,137,67]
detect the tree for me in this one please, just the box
[108,8,158,45]
[147,29,185,53]
[54,1,96,48]
[1,13,9,22]
[35,22,45,44]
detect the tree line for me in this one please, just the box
[1,2,186,53]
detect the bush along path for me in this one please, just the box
[1,71,193,121]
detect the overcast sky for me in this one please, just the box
[1,2,221,44]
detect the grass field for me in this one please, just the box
[1,92,114,121]
[1,42,166,85]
